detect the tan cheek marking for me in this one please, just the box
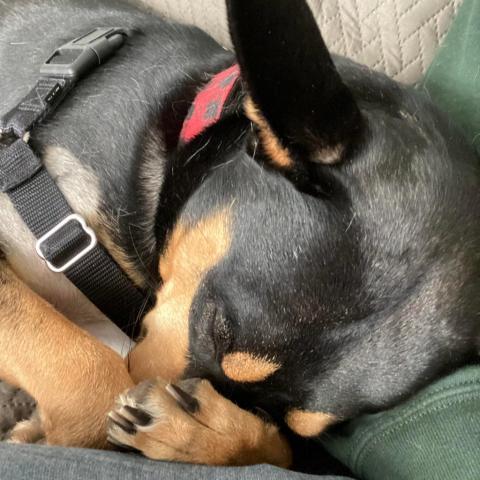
[244,97,294,169]
[285,409,337,437]
[221,352,281,383]
[129,210,231,383]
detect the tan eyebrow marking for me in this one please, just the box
[221,352,281,383]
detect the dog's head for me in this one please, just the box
[131,0,480,437]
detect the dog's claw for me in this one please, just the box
[108,410,137,435]
[123,405,153,426]
[166,383,199,414]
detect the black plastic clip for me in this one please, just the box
[40,27,127,79]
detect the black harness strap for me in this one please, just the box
[0,28,150,334]
[0,77,72,139]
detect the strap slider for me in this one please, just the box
[36,214,97,273]
[40,27,127,79]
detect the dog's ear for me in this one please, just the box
[227,0,363,167]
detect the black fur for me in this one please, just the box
[185,0,480,425]
[227,0,362,162]
[1,0,479,473]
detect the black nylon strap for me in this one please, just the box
[0,77,71,138]
[0,139,148,333]
[0,28,151,335]
[0,136,42,191]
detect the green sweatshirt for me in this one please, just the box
[322,366,480,480]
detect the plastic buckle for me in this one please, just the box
[40,27,127,79]
[36,214,97,273]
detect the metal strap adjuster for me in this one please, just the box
[35,214,97,273]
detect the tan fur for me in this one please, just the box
[285,409,336,437]
[311,144,344,165]
[221,352,280,383]
[0,263,134,447]
[42,146,101,223]
[109,378,292,467]
[244,97,294,169]
[128,209,232,383]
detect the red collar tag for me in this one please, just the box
[180,64,240,144]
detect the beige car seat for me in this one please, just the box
[140,0,461,84]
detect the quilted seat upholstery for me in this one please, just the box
[142,0,461,84]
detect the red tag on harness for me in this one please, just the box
[179,64,240,143]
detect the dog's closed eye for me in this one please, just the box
[211,303,234,361]
[192,298,234,363]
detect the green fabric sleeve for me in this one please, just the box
[422,0,480,156]
[321,366,480,480]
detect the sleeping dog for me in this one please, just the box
[0,0,479,468]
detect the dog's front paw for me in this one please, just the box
[107,378,291,467]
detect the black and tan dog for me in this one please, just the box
[0,0,479,469]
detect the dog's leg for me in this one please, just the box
[0,261,133,447]
[108,378,292,467]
